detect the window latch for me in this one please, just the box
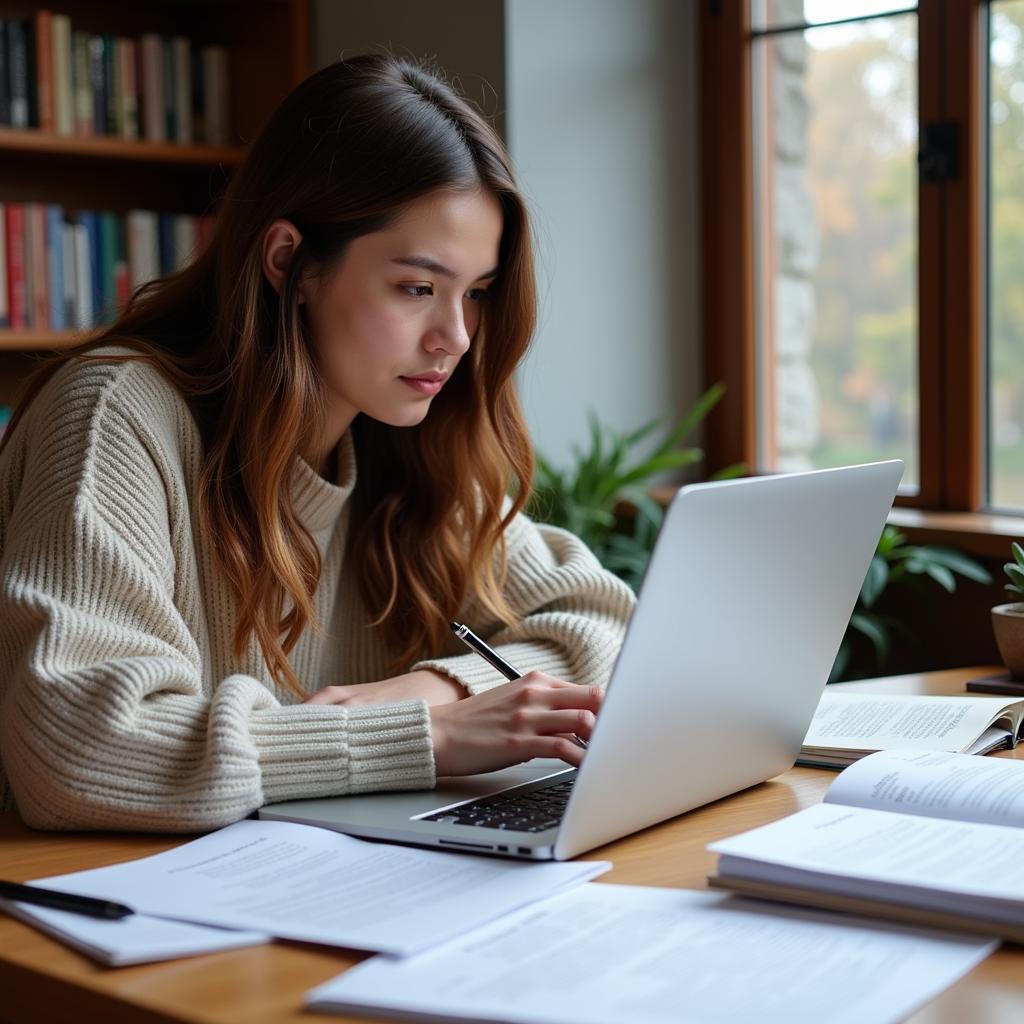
[918,121,959,183]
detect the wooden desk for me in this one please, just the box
[3,667,1024,1024]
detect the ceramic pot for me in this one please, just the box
[992,603,1024,678]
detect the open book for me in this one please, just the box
[798,691,1024,768]
[709,748,1024,941]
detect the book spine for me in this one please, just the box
[52,13,72,136]
[157,211,174,275]
[173,214,199,272]
[202,46,230,146]
[72,31,92,136]
[8,21,28,128]
[80,210,101,324]
[102,33,116,137]
[22,18,38,128]
[5,204,26,329]
[88,34,104,135]
[162,35,175,141]
[140,33,163,143]
[73,219,92,329]
[61,220,75,327]
[126,209,160,291]
[121,38,138,139]
[99,212,117,323]
[114,218,129,312]
[172,36,191,144]
[27,202,48,329]
[34,9,53,133]
[0,21,10,127]
[46,204,64,330]
[0,203,7,328]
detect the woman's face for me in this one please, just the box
[301,188,504,440]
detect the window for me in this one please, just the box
[989,1,1024,509]
[701,1,988,514]
[752,3,919,486]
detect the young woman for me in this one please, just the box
[0,54,635,832]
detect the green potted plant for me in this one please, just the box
[829,526,992,681]
[525,383,744,590]
[992,541,1024,678]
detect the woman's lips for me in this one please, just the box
[400,377,444,395]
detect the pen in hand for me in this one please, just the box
[0,879,133,920]
[449,621,588,750]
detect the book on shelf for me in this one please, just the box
[797,690,1024,768]
[53,13,71,136]
[0,205,7,328]
[34,9,52,132]
[0,11,230,146]
[709,747,1024,941]
[0,201,212,333]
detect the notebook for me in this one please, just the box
[261,460,904,860]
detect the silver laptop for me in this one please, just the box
[260,460,903,860]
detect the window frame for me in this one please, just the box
[699,0,985,512]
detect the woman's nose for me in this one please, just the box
[430,303,472,355]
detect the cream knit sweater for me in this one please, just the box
[0,353,635,831]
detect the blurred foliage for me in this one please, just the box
[525,383,744,591]
[829,527,992,682]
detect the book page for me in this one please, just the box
[802,693,1020,754]
[824,749,1024,827]
[307,884,996,1024]
[32,819,609,956]
[711,802,1024,900]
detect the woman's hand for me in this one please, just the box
[304,670,467,708]
[429,672,602,776]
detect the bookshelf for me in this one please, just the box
[0,0,312,404]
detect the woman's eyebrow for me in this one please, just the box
[390,255,500,281]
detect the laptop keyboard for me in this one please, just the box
[422,778,575,833]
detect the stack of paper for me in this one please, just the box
[24,818,610,956]
[305,885,997,1024]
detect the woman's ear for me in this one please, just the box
[262,219,306,302]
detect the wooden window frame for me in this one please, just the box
[699,0,985,514]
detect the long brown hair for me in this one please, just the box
[3,54,536,697]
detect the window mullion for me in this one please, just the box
[700,0,757,476]
[941,0,984,510]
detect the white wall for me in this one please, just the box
[505,0,702,474]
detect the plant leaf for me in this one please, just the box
[710,462,748,481]
[907,547,992,583]
[860,555,889,608]
[850,611,890,666]
[923,563,956,592]
[648,383,726,460]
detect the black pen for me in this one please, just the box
[449,621,588,749]
[0,880,133,920]
[450,621,523,680]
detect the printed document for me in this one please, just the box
[306,884,996,1024]
[0,898,269,966]
[30,819,609,955]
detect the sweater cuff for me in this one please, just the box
[413,642,578,696]
[251,699,435,804]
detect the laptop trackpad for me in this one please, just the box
[258,759,571,828]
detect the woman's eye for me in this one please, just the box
[466,288,489,302]
[401,285,433,298]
